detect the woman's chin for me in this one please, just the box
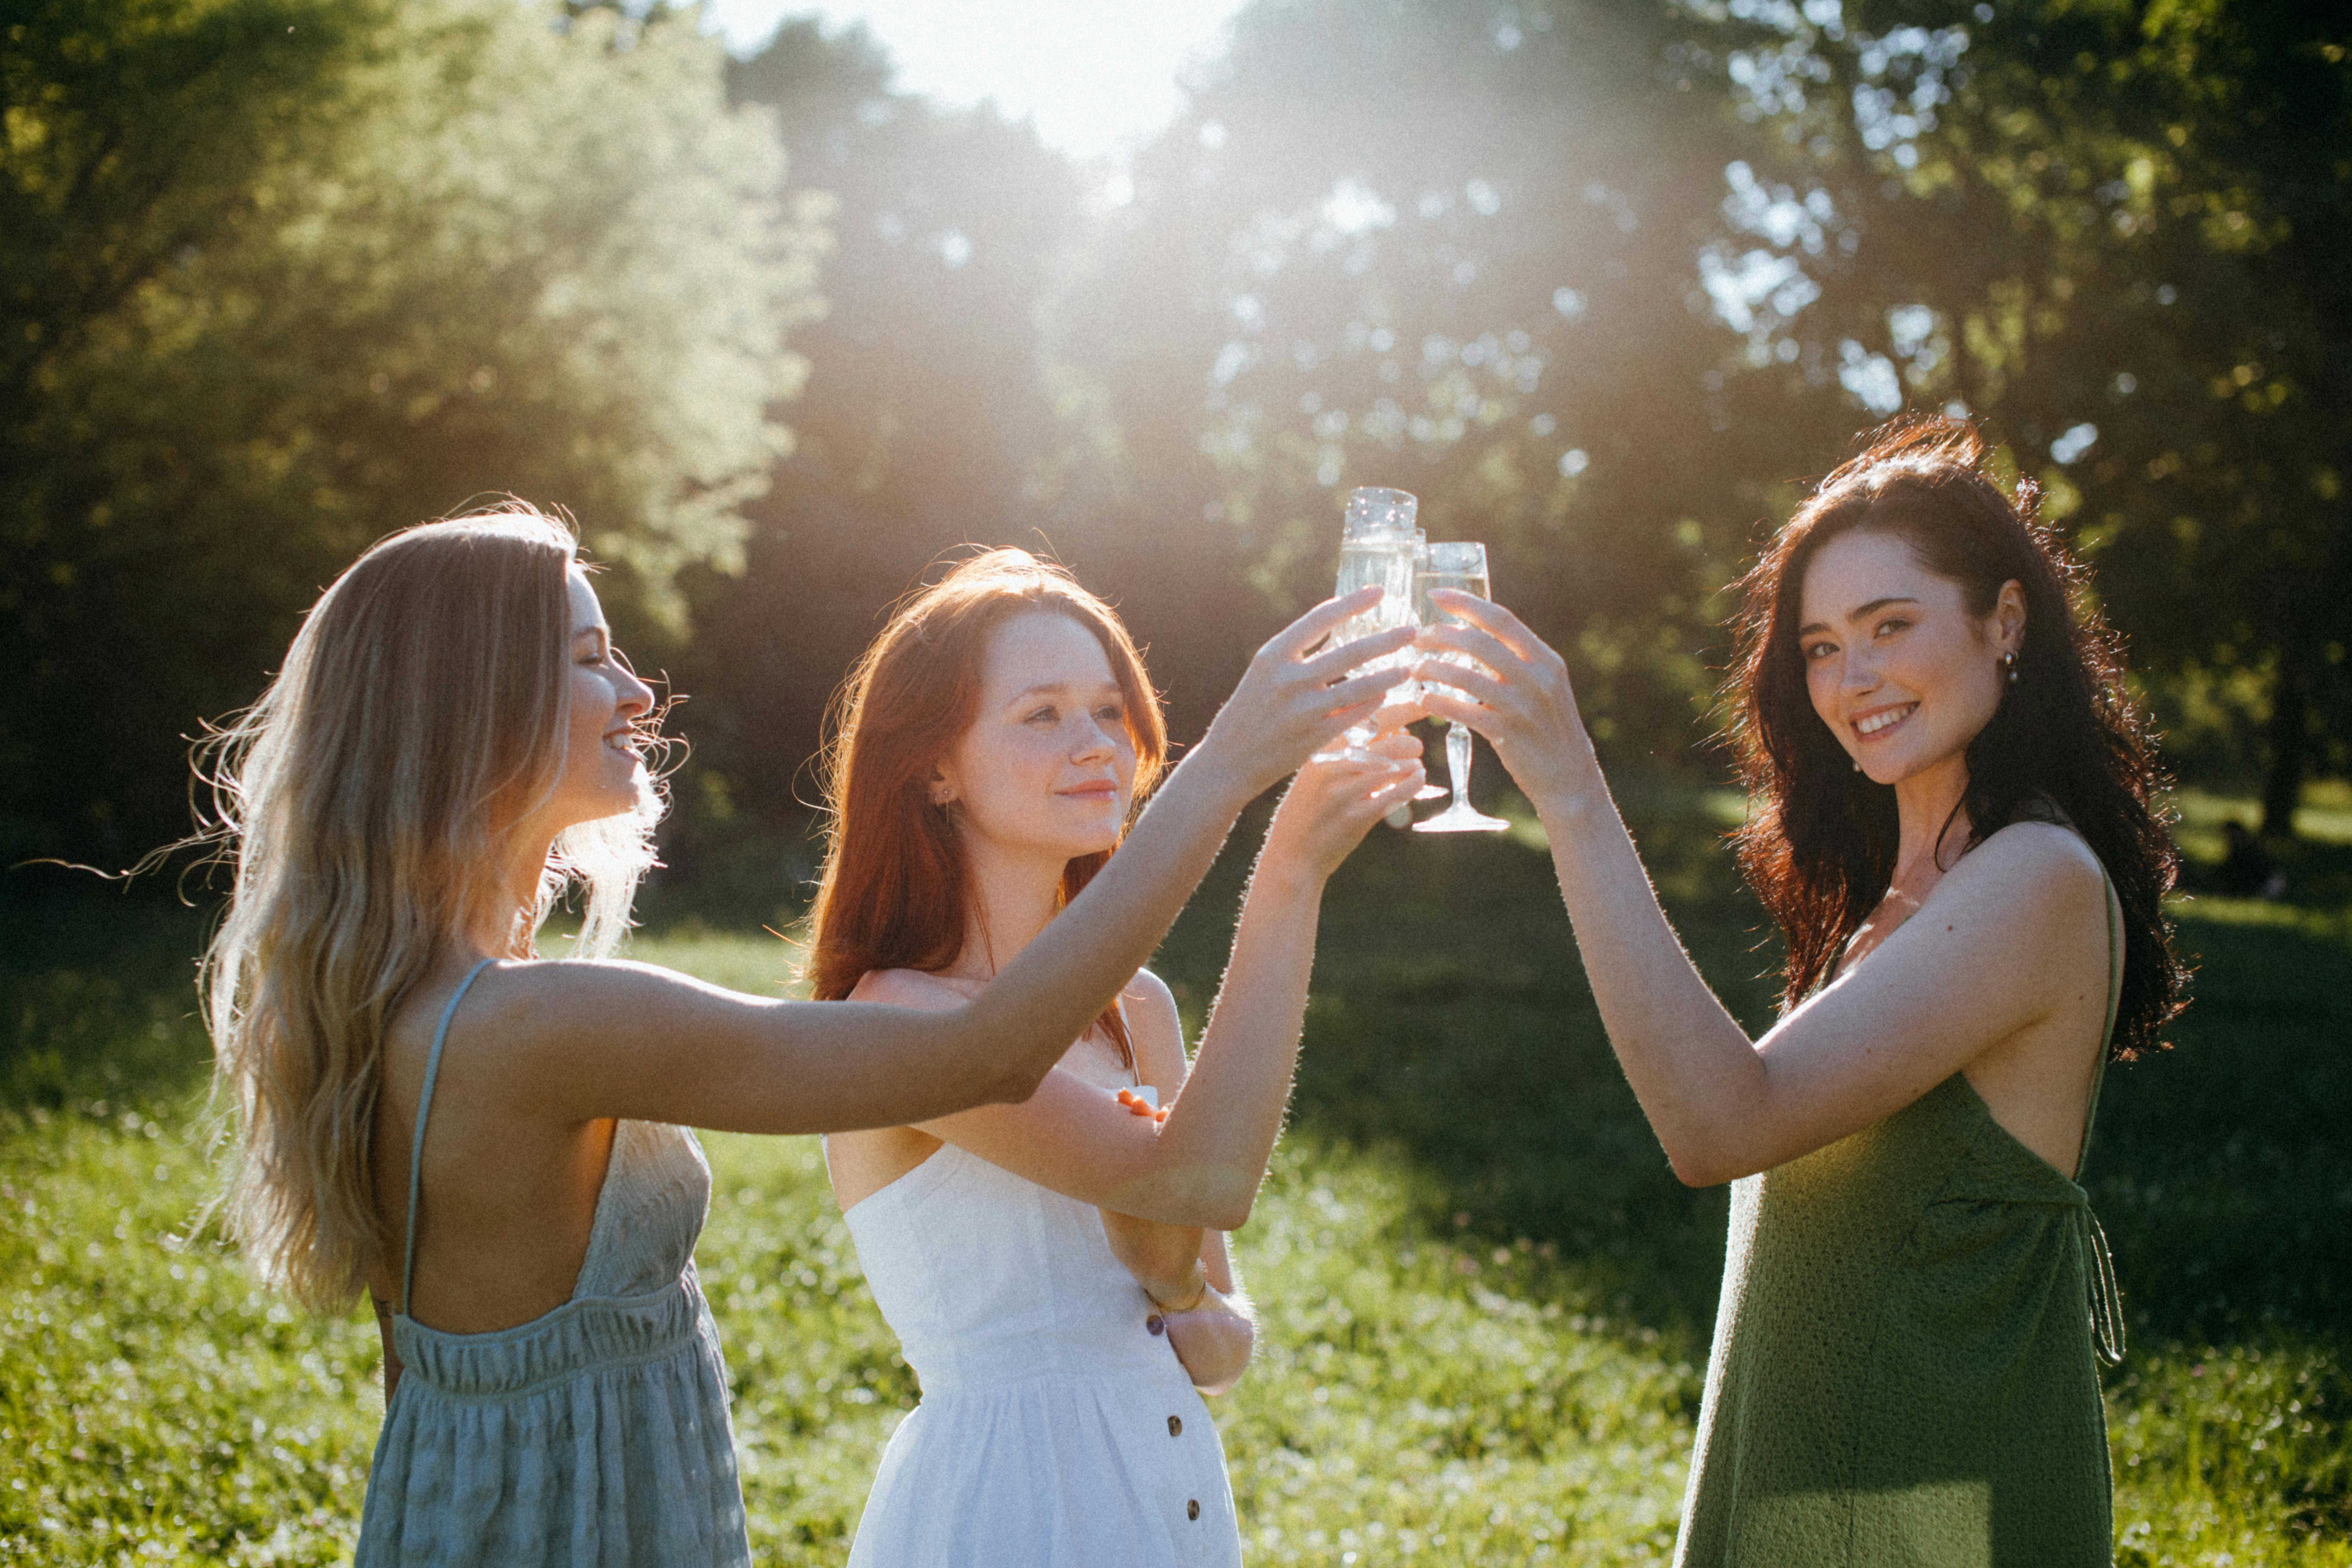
[1053,825,1124,861]
[582,778,655,827]
[1854,742,1962,790]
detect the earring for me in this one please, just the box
[1853,758,1862,773]
[2003,651,2020,685]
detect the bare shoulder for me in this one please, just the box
[456,955,744,1035]
[848,967,970,1014]
[1956,819,2107,893]
[410,959,677,1080]
[1123,968,1190,1089]
[1939,819,2110,934]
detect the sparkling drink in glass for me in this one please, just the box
[1312,488,1421,762]
[1412,541,1510,833]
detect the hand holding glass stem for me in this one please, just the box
[1409,540,1510,833]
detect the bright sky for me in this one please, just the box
[700,0,1249,162]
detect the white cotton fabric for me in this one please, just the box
[842,1141,1242,1568]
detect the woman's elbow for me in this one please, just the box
[1664,1138,1738,1189]
[1669,1158,1723,1189]
[1195,1204,1245,1234]
[1174,1165,1258,1232]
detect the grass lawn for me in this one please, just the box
[3,785,2348,1564]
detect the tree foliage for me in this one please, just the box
[650,19,1086,873]
[1055,0,1883,767]
[1684,0,2352,827]
[8,0,2348,874]
[1,0,817,865]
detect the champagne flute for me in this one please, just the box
[1311,488,1421,763]
[1412,541,1510,834]
[1405,535,1448,800]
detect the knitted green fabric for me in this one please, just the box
[1674,870,2126,1567]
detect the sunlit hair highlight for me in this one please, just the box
[191,504,662,1312]
[805,549,1167,1069]
[1726,415,2186,1059]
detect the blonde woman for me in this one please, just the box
[194,507,1408,1565]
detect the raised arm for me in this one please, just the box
[901,736,1426,1230]
[1414,595,2111,1185]
[470,594,1417,1139]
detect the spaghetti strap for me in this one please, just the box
[2073,864,2127,1179]
[399,958,497,1318]
[2074,862,2129,1364]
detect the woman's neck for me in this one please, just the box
[458,833,559,959]
[1889,752,1972,894]
[942,836,1069,982]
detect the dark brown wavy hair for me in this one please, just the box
[803,549,1168,1069]
[1727,416,2185,1059]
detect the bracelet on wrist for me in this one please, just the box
[1152,1262,1210,1314]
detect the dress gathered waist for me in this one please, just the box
[390,1268,709,1401]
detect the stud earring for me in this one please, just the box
[1853,758,1863,773]
[2003,651,2020,685]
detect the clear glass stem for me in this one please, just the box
[1412,717,1508,832]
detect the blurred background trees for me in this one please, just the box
[2,0,815,866]
[4,0,2345,883]
[1686,0,2351,833]
[649,18,1087,892]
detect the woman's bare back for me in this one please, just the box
[366,958,617,1331]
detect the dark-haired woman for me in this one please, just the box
[1416,418,2183,1565]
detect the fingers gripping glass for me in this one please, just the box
[1310,488,1422,764]
[1412,541,1510,834]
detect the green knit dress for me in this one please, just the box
[1674,872,2127,1567]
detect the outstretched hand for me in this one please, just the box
[1412,592,1600,817]
[1259,728,1426,884]
[1192,588,1418,802]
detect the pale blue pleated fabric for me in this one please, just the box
[354,960,750,1567]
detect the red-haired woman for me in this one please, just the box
[812,550,1423,1567]
[1417,419,2185,1564]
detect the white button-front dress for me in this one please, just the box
[841,1139,1243,1567]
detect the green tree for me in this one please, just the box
[1056,0,1847,764]
[1683,0,2352,828]
[1,0,819,867]
[648,17,1086,880]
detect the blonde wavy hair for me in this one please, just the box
[192,505,660,1312]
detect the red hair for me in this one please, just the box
[804,550,1168,1068]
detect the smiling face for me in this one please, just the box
[544,568,657,830]
[1797,528,2024,789]
[931,611,1138,870]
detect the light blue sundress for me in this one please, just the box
[355,958,751,1566]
